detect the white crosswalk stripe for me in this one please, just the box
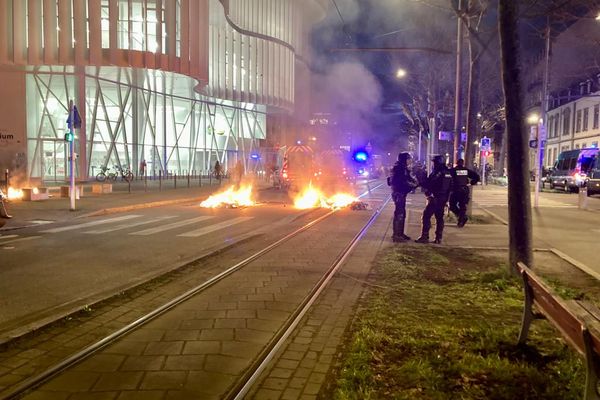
[0,235,19,241]
[177,217,254,237]
[41,215,142,233]
[84,216,178,234]
[130,216,215,236]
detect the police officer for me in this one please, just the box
[449,159,480,227]
[388,152,418,242]
[415,155,453,244]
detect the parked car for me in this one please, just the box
[586,158,600,197]
[548,148,599,193]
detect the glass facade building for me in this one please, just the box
[0,0,326,182]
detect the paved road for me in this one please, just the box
[472,186,600,271]
[0,180,383,341]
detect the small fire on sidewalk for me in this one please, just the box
[200,185,256,208]
[7,187,24,200]
[293,185,358,209]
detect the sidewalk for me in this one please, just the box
[0,177,274,231]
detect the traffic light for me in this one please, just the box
[482,150,490,158]
[353,150,369,163]
[64,132,74,142]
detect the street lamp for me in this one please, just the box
[396,68,407,79]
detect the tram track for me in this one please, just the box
[1,184,388,399]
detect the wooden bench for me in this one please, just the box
[517,261,600,399]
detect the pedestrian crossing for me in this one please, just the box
[1,213,257,249]
[472,191,576,208]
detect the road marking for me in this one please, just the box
[178,217,254,237]
[0,235,19,241]
[130,216,215,236]
[1,236,41,246]
[41,215,142,233]
[84,216,178,234]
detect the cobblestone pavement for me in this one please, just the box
[11,205,378,399]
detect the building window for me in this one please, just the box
[575,144,580,149]
[563,108,571,135]
[547,116,553,138]
[593,141,599,148]
[582,143,587,148]
[554,114,560,138]
[576,109,582,132]
[583,108,589,131]
[594,105,600,129]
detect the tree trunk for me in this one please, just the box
[465,32,481,168]
[498,0,534,273]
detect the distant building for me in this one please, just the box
[0,0,327,183]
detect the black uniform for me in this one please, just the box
[449,165,480,227]
[416,162,452,243]
[388,157,418,242]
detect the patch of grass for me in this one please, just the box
[329,245,584,400]
[545,277,587,301]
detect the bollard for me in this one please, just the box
[187,171,190,188]
[4,169,8,193]
[128,179,131,194]
[579,187,588,210]
[199,170,202,187]
[209,169,212,185]
[467,185,474,217]
[174,171,177,189]
[159,170,162,192]
[144,170,147,192]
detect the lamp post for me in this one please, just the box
[396,68,430,164]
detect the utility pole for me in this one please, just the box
[453,0,464,164]
[534,19,551,208]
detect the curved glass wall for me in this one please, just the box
[26,66,266,182]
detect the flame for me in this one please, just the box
[294,186,323,209]
[293,185,358,209]
[7,187,23,200]
[325,193,357,209]
[200,185,255,208]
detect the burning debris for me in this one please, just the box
[200,185,256,208]
[7,187,24,200]
[293,185,358,210]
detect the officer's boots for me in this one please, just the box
[392,219,410,242]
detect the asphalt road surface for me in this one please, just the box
[0,180,384,340]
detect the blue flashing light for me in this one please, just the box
[250,153,260,160]
[353,150,368,163]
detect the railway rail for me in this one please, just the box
[1,184,388,399]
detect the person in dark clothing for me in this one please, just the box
[387,152,418,242]
[415,155,453,244]
[449,159,480,227]
[0,188,12,219]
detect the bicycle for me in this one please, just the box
[95,166,117,182]
[115,165,134,182]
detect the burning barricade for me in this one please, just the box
[293,185,361,210]
[200,185,256,208]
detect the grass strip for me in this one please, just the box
[330,245,584,400]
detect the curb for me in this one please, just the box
[479,207,509,225]
[78,196,206,218]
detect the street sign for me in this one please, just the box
[480,136,491,151]
[67,105,82,129]
[439,131,452,141]
[539,124,547,140]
